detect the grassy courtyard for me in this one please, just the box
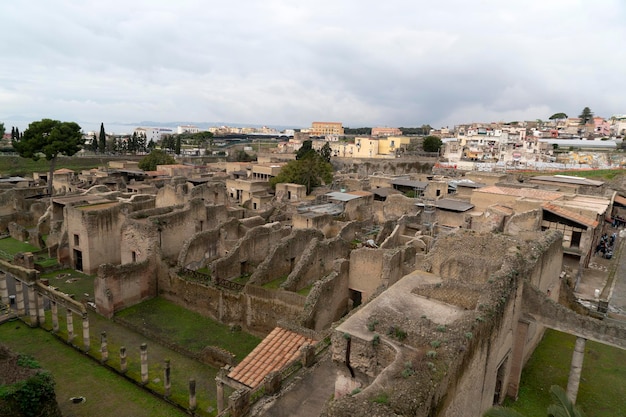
[0,321,190,417]
[116,297,261,361]
[503,329,626,416]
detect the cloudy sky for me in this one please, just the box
[2,0,625,132]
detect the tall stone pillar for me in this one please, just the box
[164,359,171,397]
[189,379,197,411]
[27,285,37,327]
[37,293,45,326]
[66,309,74,342]
[15,281,25,315]
[120,347,128,373]
[566,337,586,404]
[51,301,59,332]
[100,331,108,362]
[140,343,149,384]
[0,273,8,305]
[507,320,530,399]
[216,379,225,413]
[82,314,90,352]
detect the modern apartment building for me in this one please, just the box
[310,121,344,137]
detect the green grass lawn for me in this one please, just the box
[504,329,626,416]
[0,237,39,256]
[40,268,95,300]
[0,321,190,417]
[262,276,288,289]
[116,297,261,361]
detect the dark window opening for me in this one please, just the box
[571,231,582,248]
[132,251,137,263]
[349,289,362,308]
[74,249,83,272]
[74,234,79,246]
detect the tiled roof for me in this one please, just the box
[614,195,626,207]
[542,203,599,228]
[476,185,563,201]
[227,327,316,388]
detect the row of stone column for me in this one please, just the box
[0,274,202,412]
[110,339,197,410]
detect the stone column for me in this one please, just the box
[140,343,148,384]
[37,293,45,326]
[0,273,8,305]
[301,343,316,367]
[82,314,90,352]
[164,359,171,397]
[27,285,37,326]
[66,309,74,342]
[51,301,59,332]
[15,281,24,315]
[100,331,108,362]
[506,320,529,399]
[216,379,225,413]
[120,347,128,373]
[189,379,197,411]
[566,337,586,404]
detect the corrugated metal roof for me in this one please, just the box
[325,192,362,202]
[227,327,315,388]
[531,175,604,187]
[416,198,474,212]
[476,185,563,201]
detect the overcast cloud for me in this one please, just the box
[2,0,625,132]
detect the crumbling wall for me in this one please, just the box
[190,182,229,205]
[377,194,419,221]
[348,248,385,302]
[282,237,352,292]
[119,218,160,265]
[249,228,325,286]
[95,260,160,318]
[155,178,194,208]
[504,209,541,235]
[210,222,291,281]
[153,199,207,260]
[299,259,351,331]
[178,229,221,269]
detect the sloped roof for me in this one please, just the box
[542,203,598,228]
[476,185,563,201]
[417,198,474,212]
[531,175,604,187]
[227,327,316,388]
[325,192,361,202]
[614,195,626,207]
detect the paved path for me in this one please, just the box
[254,352,336,417]
[608,230,626,317]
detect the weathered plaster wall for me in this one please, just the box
[66,203,122,274]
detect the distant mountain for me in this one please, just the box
[127,121,301,131]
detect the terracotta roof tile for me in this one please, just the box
[227,327,316,388]
[542,203,599,228]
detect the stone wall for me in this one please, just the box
[299,259,351,331]
[333,158,434,178]
[210,222,291,281]
[282,237,352,292]
[248,228,325,286]
[504,209,541,235]
[158,272,305,336]
[95,260,160,318]
[373,194,420,222]
[66,202,123,274]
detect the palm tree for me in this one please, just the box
[483,386,586,417]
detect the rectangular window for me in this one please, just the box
[74,234,79,246]
[132,251,137,263]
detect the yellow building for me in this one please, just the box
[377,136,411,155]
[310,122,344,137]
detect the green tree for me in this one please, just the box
[90,132,98,153]
[12,119,83,195]
[319,142,332,163]
[270,152,333,194]
[549,112,568,121]
[98,122,106,153]
[175,136,181,155]
[0,122,5,138]
[579,107,593,125]
[422,135,443,153]
[296,140,314,160]
[138,149,176,171]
